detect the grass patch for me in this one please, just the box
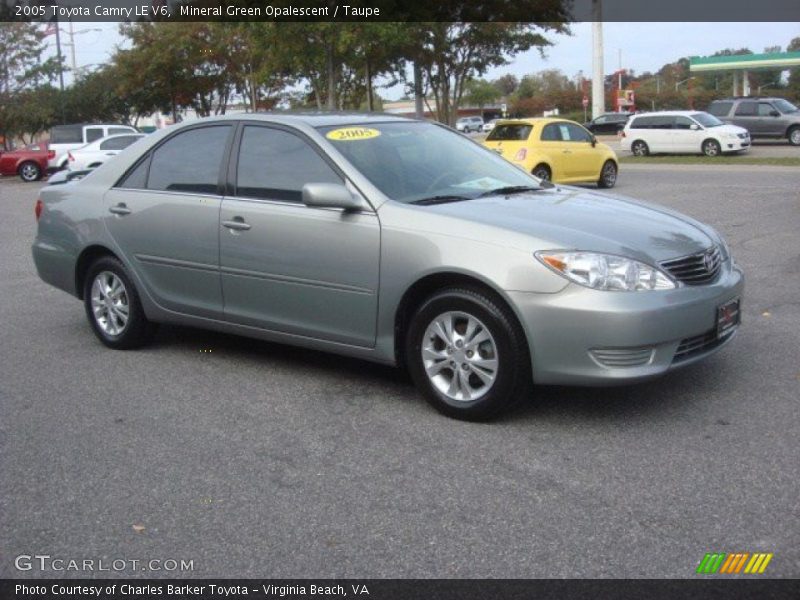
[619,155,800,167]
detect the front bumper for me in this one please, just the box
[722,137,750,152]
[507,262,744,385]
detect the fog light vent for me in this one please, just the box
[590,347,655,368]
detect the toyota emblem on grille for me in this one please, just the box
[704,250,715,271]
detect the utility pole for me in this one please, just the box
[591,1,605,119]
[54,16,66,123]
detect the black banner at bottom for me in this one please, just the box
[2,579,800,600]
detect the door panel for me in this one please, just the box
[104,189,223,318]
[220,199,380,346]
[220,124,380,347]
[104,124,233,318]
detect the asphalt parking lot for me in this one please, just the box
[1,165,798,578]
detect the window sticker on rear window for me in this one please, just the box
[326,127,381,141]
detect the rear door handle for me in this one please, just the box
[222,217,251,231]
[109,203,131,216]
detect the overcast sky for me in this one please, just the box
[45,22,799,99]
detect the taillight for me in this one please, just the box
[35,199,44,221]
[68,152,75,162]
[48,150,55,160]
[514,148,527,161]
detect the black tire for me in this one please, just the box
[702,139,721,157]
[405,286,532,421]
[788,126,800,147]
[631,140,649,157]
[18,161,42,182]
[532,164,551,181]
[597,160,617,189]
[83,256,156,350]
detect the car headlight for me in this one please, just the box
[535,251,676,291]
[723,132,739,140]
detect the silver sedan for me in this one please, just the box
[32,114,743,420]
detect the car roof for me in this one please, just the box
[188,111,417,128]
[629,111,705,117]
[492,117,577,125]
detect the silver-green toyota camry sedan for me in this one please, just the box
[32,113,743,420]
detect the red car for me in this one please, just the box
[0,143,54,182]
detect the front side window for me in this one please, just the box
[560,123,592,142]
[148,125,232,194]
[236,126,342,202]
[540,124,561,141]
[757,103,776,116]
[630,117,653,129]
[691,113,724,128]
[674,116,695,130]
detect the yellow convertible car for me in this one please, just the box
[483,117,619,188]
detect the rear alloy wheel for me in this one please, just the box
[788,127,800,146]
[631,140,649,157]
[405,287,532,421]
[532,164,551,181]
[597,160,618,188]
[18,161,42,182]
[702,139,722,157]
[83,256,156,349]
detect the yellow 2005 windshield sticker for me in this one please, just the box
[326,127,381,141]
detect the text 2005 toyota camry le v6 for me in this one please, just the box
[32,114,743,420]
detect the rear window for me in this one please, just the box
[707,102,733,117]
[50,125,82,144]
[486,124,532,141]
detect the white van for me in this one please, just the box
[48,123,138,170]
[620,111,750,157]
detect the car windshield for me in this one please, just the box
[773,99,798,113]
[319,121,541,204]
[691,112,724,128]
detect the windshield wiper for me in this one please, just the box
[409,194,474,206]
[477,185,543,198]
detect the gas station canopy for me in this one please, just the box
[689,51,800,96]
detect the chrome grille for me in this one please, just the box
[660,246,722,286]
[590,347,654,368]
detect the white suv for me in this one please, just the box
[456,116,484,133]
[48,123,138,170]
[621,111,750,157]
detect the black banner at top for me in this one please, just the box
[1,0,799,22]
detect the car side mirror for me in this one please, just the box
[770,110,780,117]
[591,135,597,147]
[690,124,700,130]
[302,183,363,211]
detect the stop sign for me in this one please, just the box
[582,96,589,108]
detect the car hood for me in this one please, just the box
[718,124,749,135]
[420,186,717,263]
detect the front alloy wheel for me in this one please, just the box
[788,127,800,146]
[598,160,617,188]
[421,311,499,402]
[702,139,721,157]
[405,287,532,420]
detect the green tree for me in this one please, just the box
[463,78,500,108]
[404,23,568,126]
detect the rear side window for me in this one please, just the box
[236,126,342,202]
[630,116,653,129]
[85,127,104,143]
[148,125,232,194]
[487,124,532,141]
[50,125,82,144]
[734,102,757,116]
[630,116,673,129]
[708,102,732,117]
[109,127,135,136]
[100,135,140,151]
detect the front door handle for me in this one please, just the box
[222,217,251,231]
[109,203,131,216]
[562,150,572,154]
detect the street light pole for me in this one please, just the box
[53,17,66,124]
[591,1,605,120]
